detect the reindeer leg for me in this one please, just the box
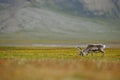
[101,52,104,57]
[88,51,93,56]
[100,49,104,57]
[100,51,104,57]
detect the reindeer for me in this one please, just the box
[77,44,106,57]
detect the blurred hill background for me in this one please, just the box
[0,0,120,44]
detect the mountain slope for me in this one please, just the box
[0,0,120,44]
[0,7,120,43]
[31,0,120,17]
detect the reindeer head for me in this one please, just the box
[77,47,85,56]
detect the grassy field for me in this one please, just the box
[0,46,120,80]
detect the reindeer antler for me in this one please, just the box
[77,47,82,51]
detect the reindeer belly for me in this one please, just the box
[88,47,99,53]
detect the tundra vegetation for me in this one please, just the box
[0,46,120,80]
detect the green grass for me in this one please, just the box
[0,47,77,59]
[0,46,120,60]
